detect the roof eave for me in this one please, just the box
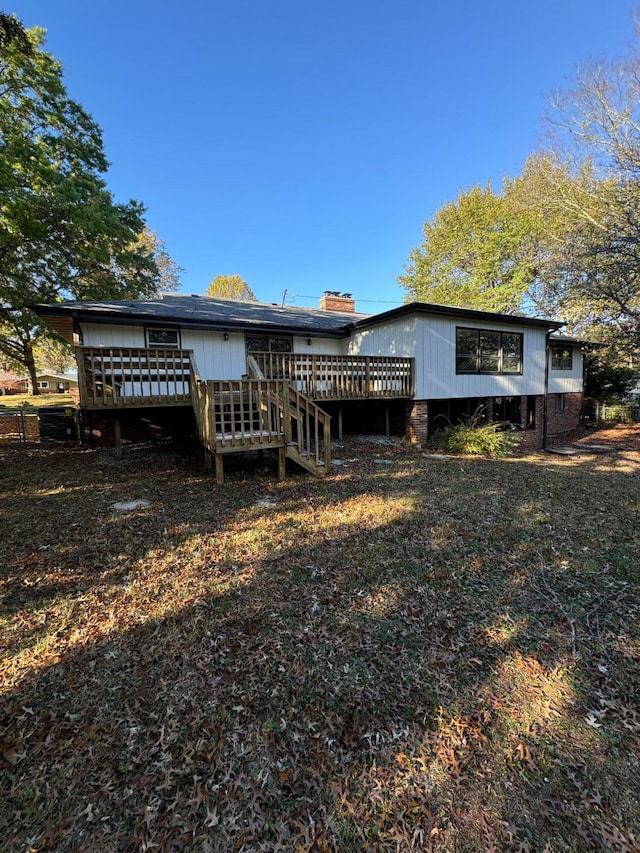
[349,302,564,331]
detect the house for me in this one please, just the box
[15,371,79,395]
[32,292,584,479]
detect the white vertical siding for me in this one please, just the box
[181,329,247,380]
[80,323,247,380]
[415,316,548,399]
[293,336,347,355]
[548,347,583,393]
[348,317,417,357]
[80,323,145,347]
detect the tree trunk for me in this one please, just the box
[25,342,40,396]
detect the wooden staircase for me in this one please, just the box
[191,357,331,483]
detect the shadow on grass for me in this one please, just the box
[1,441,639,851]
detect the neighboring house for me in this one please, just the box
[15,372,79,395]
[32,293,584,478]
[0,371,22,395]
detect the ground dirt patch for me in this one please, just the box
[1,428,639,851]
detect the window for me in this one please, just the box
[38,381,49,389]
[246,335,292,353]
[146,327,180,348]
[555,394,565,413]
[493,396,521,425]
[551,346,573,370]
[456,328,523,375]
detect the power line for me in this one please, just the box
[291,294,404,305]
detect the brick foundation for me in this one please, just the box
[406,400,429,446]
[546,391,583,437]
[518,396,545,452]
[404,394,582,453]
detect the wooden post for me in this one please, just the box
[215,453,224,485]
[114,417,122,458]
[323,416,332,472]
[283,384,292,445]
[337,406,343,441]
[278,445,286,480]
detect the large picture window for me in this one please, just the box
[456,328,523,375]
[551,346,573,370]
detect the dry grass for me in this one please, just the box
[1,426,639,851]
[0,393,76,410]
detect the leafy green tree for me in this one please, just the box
[34,335,75,374]
[584,348,639,403]
[533,41,640,346]
[0,17,160,393]
[132,226,183,294]
[400,30,640,365]
[205,275,255,301]
[398,184,543,314]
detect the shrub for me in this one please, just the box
[431,416,520,458]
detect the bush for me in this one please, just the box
[431,417,521,458]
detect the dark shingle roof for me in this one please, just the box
[32,294,565,336]
[32,294,370,337]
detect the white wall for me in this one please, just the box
[293,336,347,355]
[80,322,247,380]
[80,323,145,347]
[181,329,246,380]
[415,316,549,399]
[346,314,550,399]
[348,316,417,357]
[548,347,583,393]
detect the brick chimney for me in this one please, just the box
[320,291,356,313]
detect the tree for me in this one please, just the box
[205,275,255,301]
[537,41,640,345]
[0,17,160,393]
[398,184,544,315]
[400,29,640,364]
[131,226,182,294]
[34,335,75,374]
[584,347,639,402]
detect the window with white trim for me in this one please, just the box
[146,327,180,348]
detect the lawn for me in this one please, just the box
[1,428,639,851]
[0,392,76,410]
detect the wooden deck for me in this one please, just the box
[74,346,412,482]
[77,347,414,409]
[192,378,331,483]
[77,347,193,408]
[249,352,414,400]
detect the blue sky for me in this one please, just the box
[11,0,637,312]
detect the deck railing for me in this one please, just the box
[249,352,414,399]
[76,347,193,407]
[192,377,331,471]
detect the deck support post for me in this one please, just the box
[278,446,286,480]
[215,453,224,485]
[114,418,122,458]
[337,406,343,441]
